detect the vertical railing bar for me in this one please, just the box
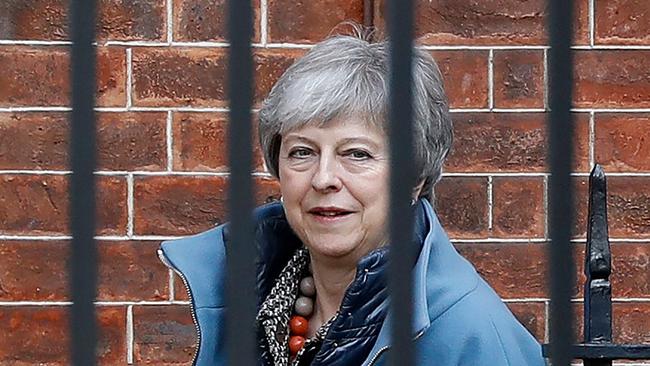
[226,0,257,365]
[69,0,98,364]
[547,0,576,365]
[387,1,415,366]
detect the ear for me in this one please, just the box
[412,180,425,200]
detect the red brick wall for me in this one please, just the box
[1,0,649,364]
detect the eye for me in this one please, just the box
[344,149,372,160]
[288,147,314,159]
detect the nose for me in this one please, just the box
[311,154,342,193]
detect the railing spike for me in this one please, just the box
[584,164,612,350]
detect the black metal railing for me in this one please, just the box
[65,0,648,365]
[542,165,650,365]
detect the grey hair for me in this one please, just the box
[258,34,453,203]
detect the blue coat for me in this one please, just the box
[158,199,546,365]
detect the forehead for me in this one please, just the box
[282,117,386,145]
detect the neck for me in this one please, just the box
[308,253,358,332]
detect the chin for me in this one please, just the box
[306,237,361,259]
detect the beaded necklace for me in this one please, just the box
[257,247,337,366]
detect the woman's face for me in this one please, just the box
[278,117,389,262]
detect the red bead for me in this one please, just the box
[289,315,309,336]
[289,336,305,355]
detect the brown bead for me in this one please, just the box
[289,336,305,355]
[289,315,309,336]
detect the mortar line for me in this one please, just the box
[127,174,134,238]
[167,111,173,172]
[2,170,650,177]
[543,48,549,110]
[260,0,268,46]
[488,49,494,110]
[543,175,549,240]
[589,111,596,168]
[0,40,72,45]
[126,48,133,109]
[166,0,173,44]
[589,0,595,47]
[0,301,192,306]
[487,176,494,231]
[5,106,650,113]
[169,269,176,301]
[544,300,550,343]
[127,305,134,364]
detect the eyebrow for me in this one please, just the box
[283,135,382,149]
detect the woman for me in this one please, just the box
[158,34,545,365]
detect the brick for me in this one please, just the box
[506,302,546,342]
[595,0,650,45]
[611,302,650,344]
[607,177,650,238]
[133,305,196,364]
[134,176,281,235]
[0,112,167,171]
[0,241,67,301]
[98,241,170,301]
[173,273,189,301]
[174,0,261,42]
[595,113,650,172]
[430,51,488,109]
[0,175,127,235]
[0,306,125,365]
[456,243,572,299]
[0,0,166,41]
[0,46,126,107]
[267,0,363,43]
[492,177,545,238]
[574,50,650,108]
[172,112,264,172]
[375,0,590,46]
[574,176,650,239]
[132,48,302,107]
[493,50,545,109]
[610,243,650,298]
[445,113,590,173]
[97,112,168,171]
[0,240,169,301]
[435,177,488,238]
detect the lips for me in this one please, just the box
[307,206,354,218]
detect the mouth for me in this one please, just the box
[307,207,354,218]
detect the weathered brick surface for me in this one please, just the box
[0,112,166,171]
[430,50,488,109]
[134,175,280,235]
[376,0,590,45]
[435,177,488,239]
[506,302,546,342]
[174,0,261,42]
[0,175,127,235]
[132,48,302,107]
[133,305,196,364]
[0,240,169,302]
[3,1,650,362]
[574,50,650,108]
[267,0,363,43]
[492,177,545,238]
[607,177,650,238]
[446,113,590,173]
[493,50,545,109]
[595,0,650,45]
[0,46,126,107]
[172,112,264,172]
[595,114,650,172]
[0,306,126,365]
[0,0,166,41]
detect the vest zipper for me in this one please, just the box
[157,248,201,366]
[366,328,427,366]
